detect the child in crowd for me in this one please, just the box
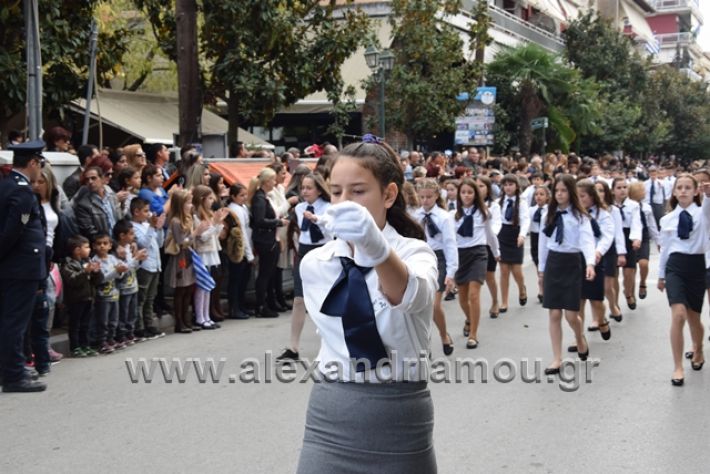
[113,219,148,346]
[116,166,141,218]
[165,189,197,333]
[61,236,102,357]
[91,234,129,354]
[131,198,167,340]
[612,177,643,311]
[595,180,627,323]
[497,174,530,312]
[529,185,550,303]
[444,179,458,212]
[628,182,660,300]
[227,184,255,318]
[192,185,229,329]
[476,176,502,319]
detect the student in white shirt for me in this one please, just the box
[497,174,531,312]
[227,184,255,318]
[658,174,710,386]
[595,180,627,323]
[296,139,438,473]
[576,180,614,344]
[692,170,710,331]
[277,174,332,362]
[413,179,458,355]
[629,182,660,300]
[475,176,502,320]
[538,174,596,375]
[452,178,500,349]
[612,177,642,311]
[528,185,550,304]
[442,179,459,302]
[644,166,667,226]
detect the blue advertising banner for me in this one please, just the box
[455,86,496,146]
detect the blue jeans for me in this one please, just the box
[118,292,138,340]
[91,300,119,345]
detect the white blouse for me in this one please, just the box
[301,224,437,382]
[451,205,500,258]
[412,205,459,279]
[528,204,547,234]
[588,207,614,256]
[639,201,660,246]
[294,198,332,246]
[609,206,627,255]
[499,195,531,237]
[538,207,596,273]
[42,202,58,247]
[615,198,642,241]
[658,200,710,279]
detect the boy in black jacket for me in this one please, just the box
[60,235,102,357]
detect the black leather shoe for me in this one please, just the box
[240,307,256,316]
[229,310,250,320]
[568,345,578,353]
[671,378,684,387]
[685,351,694,360]
[610,313,623,323]
[276,348,300,361]
[599,321,612,341]
[578,337,589,361]
[444,292,456,301]
[692,360,705,371]
[2,378,47,393]
[256,306,279,318]
[443,334,454,356]
[544,367,560,376]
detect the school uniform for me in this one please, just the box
[529,204,547,267]
[644,178,667,226]
[521,185,537,208]
[637,201,660,261]
[446,199,457,212]
[293,198,331,297]
[581,207,614,301]
[658,200,710,313]
[497,195,530,264]
[539,208,596,311]
[297,224,438,472]
[452,205,500,285]
[615,198,643,269]
[413,205,458,292]
[602,206,626,278]
[485,200,502,273]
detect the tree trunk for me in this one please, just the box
[227,91,241,148]
[176,0,202,147]
[519,83,542,157]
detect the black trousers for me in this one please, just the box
[0,279,40,383]
[67,301,92,351]
[254,242,280,308]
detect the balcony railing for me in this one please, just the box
[679,67,702,82]
[460,0,565,52]
[656,31,698,47]
[652,0,703,23]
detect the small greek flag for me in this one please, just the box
[646,37,660,56]
[189,248,215,291]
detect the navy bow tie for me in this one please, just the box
[543,210,567,244]
[678,210,693,240]
[457,208,476,237]
[301,205,325,243]
[590,217,601,239]
[505,198,514,222]
[320,257,388,372]
[422,212,441,238]
[533,207,543,224]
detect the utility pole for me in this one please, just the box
[24,0,42,140]
[176,0,202,147]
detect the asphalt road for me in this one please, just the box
[3,250,710,473]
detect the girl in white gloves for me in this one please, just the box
[296,137,439,474]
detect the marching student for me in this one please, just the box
[658,174,710,386]
[277,173,332,361]
[644,166,667,226]
[612,178,643,311]
[296,138,438,473]
[629,182,660,300]
[538,174,596,375]
[444,179,459,212]
[475,176,502,320]
[576,180,614,344]
[453,177,499,349]
[529,185,550,304]
[497,174,530,312]
[595,180,627,323]
[412,178,458,355]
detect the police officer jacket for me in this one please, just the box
[0,170,48,280]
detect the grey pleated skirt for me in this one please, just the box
[296,381,436,474]
[455,245,488,285]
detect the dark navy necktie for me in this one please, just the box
[618,204,626,223]
[505,198,514,222]
[448,201,455,211]
[533,207,542,224]
[422,213,441,238]
[650,180,655,202]
[301,205,325,243]
[457,208,475,237]
[320,257,388,372]
[678,210,693,240]
[590,217,601,239]
[543,210,567,244]
[640,207,649,240]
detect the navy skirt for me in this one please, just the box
[543,251,583,311]
[665,253,706,313]
[486,245,497,272]
[498,224,523,264]
[622,228,637,269]
[455,245,488,285]
[530,232,539,267]
[434,250,447,292]
[581,258,605,301]
[292,243,323,298]
[603,246,619,278]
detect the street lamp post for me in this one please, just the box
[364,46,394,138]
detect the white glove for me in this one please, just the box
[320,201,391,267]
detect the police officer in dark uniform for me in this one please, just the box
[0,139,49,392]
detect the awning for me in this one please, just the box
[620,0,655,44]
[204,159,317,186]
[71,89,272,148]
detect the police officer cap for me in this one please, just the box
[8,139,46,158]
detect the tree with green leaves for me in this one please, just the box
[0,1,133,141]
[378,0,477,149]
[487,44,600,155]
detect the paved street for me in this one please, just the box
[3,250,710,473]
